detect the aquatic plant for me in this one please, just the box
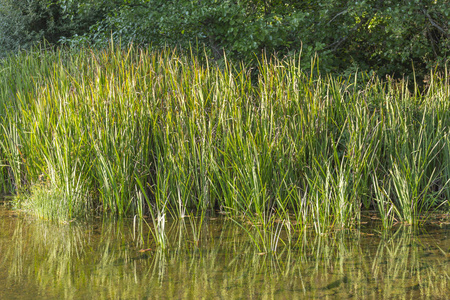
[0,43,448,234]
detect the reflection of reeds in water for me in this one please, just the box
[371,226,450,299]
[1,212,449,299]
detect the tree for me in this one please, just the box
[0,0,63,55]
[0,0,123,56]
[1,0,448,79]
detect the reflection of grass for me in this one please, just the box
[0,43,449,234]
[1,213,450,299]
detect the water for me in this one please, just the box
[1,204,449,299]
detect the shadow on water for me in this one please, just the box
[0,206,449,299]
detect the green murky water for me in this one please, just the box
[1,205,449,299]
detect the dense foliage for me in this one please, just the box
[1,0,448,78]
[0,46,449,229]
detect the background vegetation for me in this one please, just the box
[1,0,448,80]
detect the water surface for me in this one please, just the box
[1,205,449,299]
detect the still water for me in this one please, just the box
[1,204,449,299]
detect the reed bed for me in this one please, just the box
[0,44,449,235]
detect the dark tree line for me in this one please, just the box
[1,0,448,79]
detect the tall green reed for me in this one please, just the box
[0,44,448,236]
